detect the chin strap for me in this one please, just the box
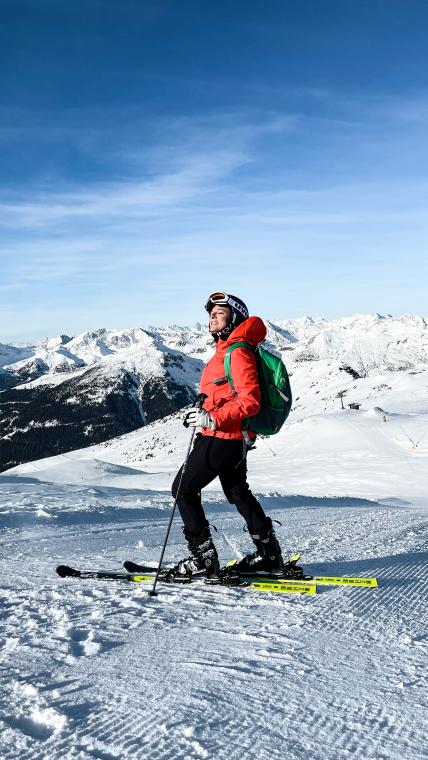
[216,323,235,340]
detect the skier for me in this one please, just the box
[170,292,285,580]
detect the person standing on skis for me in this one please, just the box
[170,291,285,580]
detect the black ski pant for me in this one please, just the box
[172,434,270,537]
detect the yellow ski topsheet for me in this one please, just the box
[128,573,377,590]
[128,575,316,594]
[252,576,378,588]
[310,576,378,587]
[250,581,316,594]
[226,555,377,587]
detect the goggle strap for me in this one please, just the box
[227,297,248,318]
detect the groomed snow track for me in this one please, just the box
[1,482,427,760]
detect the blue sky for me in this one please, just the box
[1,0,427,342]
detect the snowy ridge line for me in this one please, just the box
[2,313,428,397]
[2,312,428,374]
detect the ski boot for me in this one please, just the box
[232,519,286,575]
[167,525,220,582]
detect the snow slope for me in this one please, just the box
[1,411,428,758]
[8,399,428,505]
[0,475,427,759]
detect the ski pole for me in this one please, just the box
[259,436,277,457]
[148,393,207,597]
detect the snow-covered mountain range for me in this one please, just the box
[0,314,427,472]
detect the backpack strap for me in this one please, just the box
[223,341,256,393]
[224,341,258,454]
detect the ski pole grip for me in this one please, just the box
[195,392,208,409]
[183,393,208,427]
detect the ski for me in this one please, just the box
[123,561,159,574]
[226,559,378,587]
[56,564,316,594]
[123,556,378,588]
[232,574,378,588]
[56,565,158,583]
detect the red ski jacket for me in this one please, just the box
[200,316,267,440]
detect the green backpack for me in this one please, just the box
[223,341,292,436]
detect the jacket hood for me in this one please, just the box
[222,316,266,349]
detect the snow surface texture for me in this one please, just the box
[0,479,427,759]
[1,313,428,759]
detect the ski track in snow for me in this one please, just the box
[1,481,427,760]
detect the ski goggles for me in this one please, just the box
[205,292,230,311]
[205,292,248,318]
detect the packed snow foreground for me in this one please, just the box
[1,317,428,759]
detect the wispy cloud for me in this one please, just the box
[1,100,427,339]
[0,153,246,227]
[0,112,302,230]
[1,99,426,236]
